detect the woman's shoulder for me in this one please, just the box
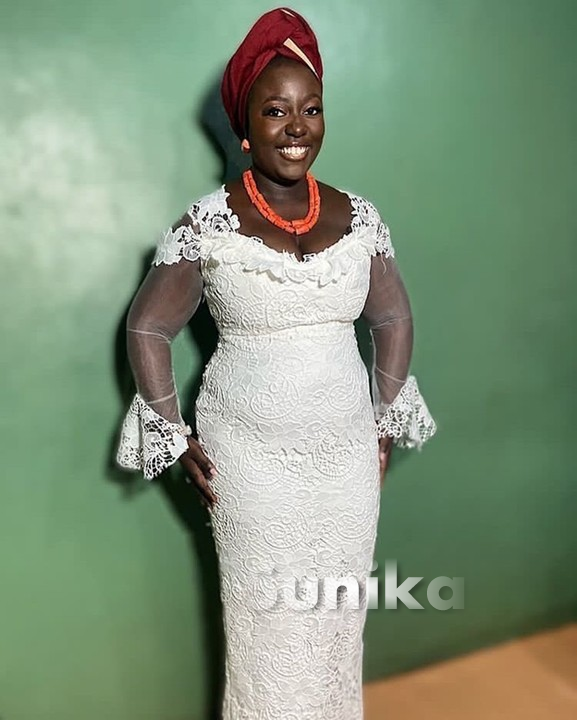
[320,182,395,257]
[153,186,232,266]
[182,185,231,225]
[319,181,386,226]
[167,184,240,236]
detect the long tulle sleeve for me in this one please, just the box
[361,218,437,449]
[116,219,204,480]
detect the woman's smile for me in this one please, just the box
[277,145,310,161]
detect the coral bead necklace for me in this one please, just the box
[242,168,321,235]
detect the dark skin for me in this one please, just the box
[224,56,352,259]
[179,56,392,509]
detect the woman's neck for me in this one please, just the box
[250,166,310,206]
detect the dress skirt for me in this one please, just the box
[197,322,381,720]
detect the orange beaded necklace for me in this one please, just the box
[242,169,321,235]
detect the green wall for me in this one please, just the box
[1,0,576,717]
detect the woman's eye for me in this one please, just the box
[264,107,285,117]
[305,106,323,116]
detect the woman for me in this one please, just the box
[117,7,436,719]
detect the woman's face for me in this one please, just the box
[246,57,324,185]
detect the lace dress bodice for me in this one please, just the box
[117,186,436,479]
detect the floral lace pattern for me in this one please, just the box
[198,323,380,720]
[153,224,202,265]
[375,375,437,448]
[119,185,436,719]
[152,186,394,282]
[116,394,190,480]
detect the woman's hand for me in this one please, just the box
[178,436,218,509]
[378,436,393,488]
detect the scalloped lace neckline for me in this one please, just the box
[219,184,359,265]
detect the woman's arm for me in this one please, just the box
[362,253,414,414]
[116,217,218,503]
[125,250,202,425]
[361,249,436,454]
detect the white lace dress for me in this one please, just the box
[116,186,436,719]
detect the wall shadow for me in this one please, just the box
[107,72,246,720]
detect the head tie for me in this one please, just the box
[221,7,323,139]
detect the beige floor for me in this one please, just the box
[364,623,577,719]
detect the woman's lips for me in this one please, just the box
[277,145,310,161]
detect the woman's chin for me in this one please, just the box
[272,161,315,184]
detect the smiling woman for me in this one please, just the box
[116,6,436,719]
[246,56,324,179]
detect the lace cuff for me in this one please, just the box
[375,375,437,449]
[116,394,191,480]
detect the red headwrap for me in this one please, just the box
[221,7,323,140]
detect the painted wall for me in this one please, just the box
[1,0,576,717]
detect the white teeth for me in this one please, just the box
[278,146,308,158]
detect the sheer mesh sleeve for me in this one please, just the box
[116,216,203,480]
[361,227,437,449]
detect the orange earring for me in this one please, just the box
[241,138,251,153]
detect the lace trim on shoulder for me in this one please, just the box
[153,224,202,266]
[348,194,395,258]
[116,394,190,480]
[189,186,241,235]
[153,187,239,266]
[152,188,395,276]
[376,375,437,449]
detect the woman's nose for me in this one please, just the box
[285,114,306,137]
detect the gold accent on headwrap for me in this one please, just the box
[282,37,319,78]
